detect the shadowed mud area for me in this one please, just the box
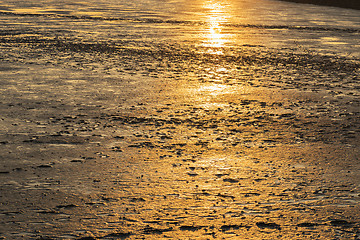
[0,1,360,239]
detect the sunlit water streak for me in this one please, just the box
[202,1,229,52]
[0,0,359,57]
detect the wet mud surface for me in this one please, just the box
[0,8,360,239]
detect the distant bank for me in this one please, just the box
[278,0,360,10]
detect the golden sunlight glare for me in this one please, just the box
[203,1,229,52]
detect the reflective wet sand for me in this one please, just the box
[0,0,359,239]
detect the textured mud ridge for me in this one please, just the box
[0,12,360,240]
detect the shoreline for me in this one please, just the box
[278,0,360,10]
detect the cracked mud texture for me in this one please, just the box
[0,4,360,239]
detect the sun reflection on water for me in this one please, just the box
[202,1,231,54]
[194,1,236,97]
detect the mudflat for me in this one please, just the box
[0,5,360,239]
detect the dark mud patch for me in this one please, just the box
[330,219,354,227]
[23,135,89,145]
[179,225,206,231]
[220,224,251,231]
[297,222,320,227]
[143,226,173,234]
[256,222,281,230]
